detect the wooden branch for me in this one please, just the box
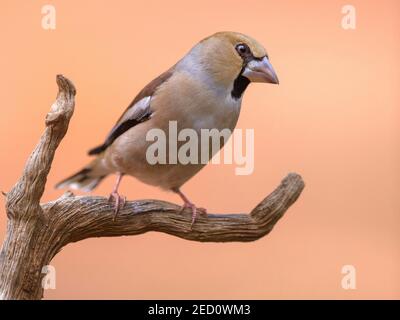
[5,75,75,218]
[0,75,305,300]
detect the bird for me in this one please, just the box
[56,31,279,225]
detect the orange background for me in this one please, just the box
[0,0,399,299]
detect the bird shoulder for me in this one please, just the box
[88,68,174,156]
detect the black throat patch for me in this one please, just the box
[231,73,250,100]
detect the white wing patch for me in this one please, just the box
[118,96,152,124]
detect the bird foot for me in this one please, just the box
[179,201,207,227]
[108,192,126,221]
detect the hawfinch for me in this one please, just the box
[56,31,279,225]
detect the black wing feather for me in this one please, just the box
[87,69,174,156]
[88,112,151,155]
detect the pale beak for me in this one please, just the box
[242,56,279,84]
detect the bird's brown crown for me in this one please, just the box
[202,31,268,58]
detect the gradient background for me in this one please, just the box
[0,0,399,299]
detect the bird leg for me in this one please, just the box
[172,188,207,226]
[108,172,126,221]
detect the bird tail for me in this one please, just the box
[55,157,109,192]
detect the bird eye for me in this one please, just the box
[236,43,250,55]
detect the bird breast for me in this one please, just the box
[104,70,242,189]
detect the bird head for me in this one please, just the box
[179,31,279,98]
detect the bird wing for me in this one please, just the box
[88,68,174,155]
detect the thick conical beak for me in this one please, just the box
[242,56,279,84]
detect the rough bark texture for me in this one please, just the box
[0,75,305,300]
